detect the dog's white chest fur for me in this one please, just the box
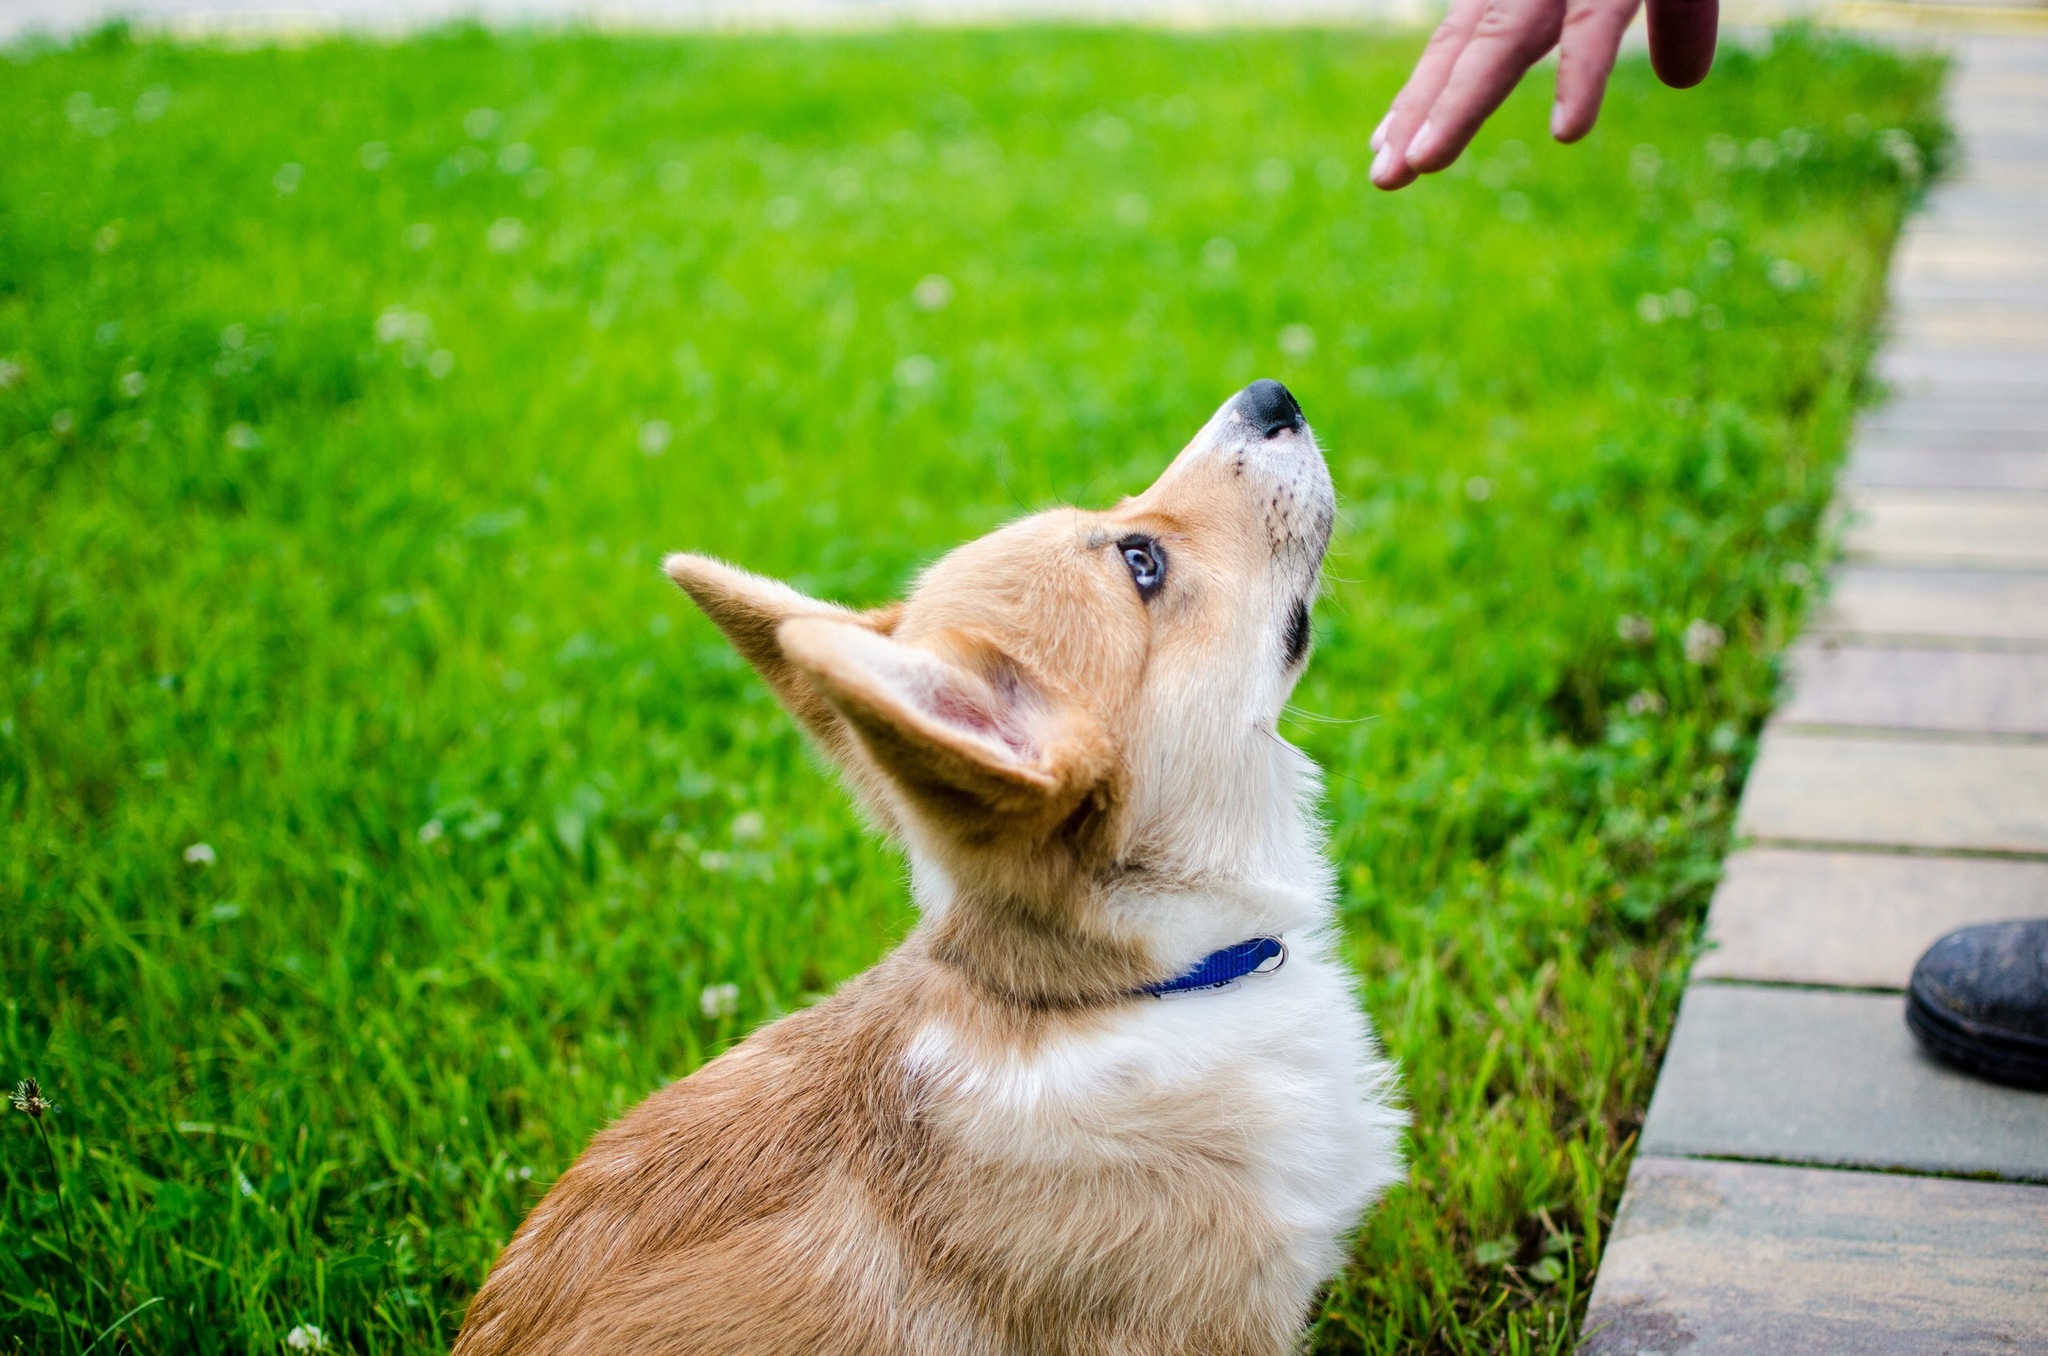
[906,933,1404,1316]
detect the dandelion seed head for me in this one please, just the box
[700,982,741,1018]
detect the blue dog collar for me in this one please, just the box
[1141,936,1287,997]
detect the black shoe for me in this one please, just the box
[1906,919,2048,1092]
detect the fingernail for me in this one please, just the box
[1406,120,1441,167]
[1370,111,1392,152]
[1371,140,1398,184]
[1551,101,1567,139]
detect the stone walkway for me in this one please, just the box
[1581,31,2048,1354]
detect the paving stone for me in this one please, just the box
[1856,426,2047,454]
[1878,348,2048,384]
[1778,639,2048,734]
[1892,308,2048,350]
[1847,449,2048,490]
[1736,731,2048,853]
[1861,399,2048,435]
[1842,489,2048,567]
[1639,985,2048,1179]
[1819,565,2048,644]
[1893,276,2048,306]
[1695,847,2048,988]
[1582,1157,2048,1356]
[1893,247,2048,289]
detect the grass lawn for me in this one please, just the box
[0,20,1944,1355]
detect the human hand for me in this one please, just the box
[1369,0,1718,190]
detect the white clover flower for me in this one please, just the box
[1626,690,1666,717]
[1769,259,1806,291]
[1464,477,1492,502]
[486,218,526,253]
[894,355,936,388]
[284,1323,327,1351]
[417,818,445,844]
[464,107,499,140]
[0,359,21,389]
[700,982,740,1019]
[638,420,672,456]
[184,842,216,865]
[1636,294,1668,325]
[119,371,147,398]
[1278,323,1316,358]
[1684,619,1726,665]
[912,274,953,311]
[731,811,765,841]
[1617,614,1654,646]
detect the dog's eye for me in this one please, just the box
[1118,536,1165,600]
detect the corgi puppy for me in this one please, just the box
[454,380,1404,1356]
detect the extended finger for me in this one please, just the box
[1371,0,1490,189]
[1646,0,1717,88]
[1402,0,1568,174]
[1550,0,1637,143]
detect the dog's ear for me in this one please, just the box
[663,554,900,768]
[776,616,1112,835]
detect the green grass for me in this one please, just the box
[0,20,1944,1355]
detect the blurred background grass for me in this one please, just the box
[0,21,1945,1355]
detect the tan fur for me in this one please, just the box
[455,388,1394,1356]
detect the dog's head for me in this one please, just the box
[667,381,1335,997]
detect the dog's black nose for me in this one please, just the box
[1233,379,1305,439]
